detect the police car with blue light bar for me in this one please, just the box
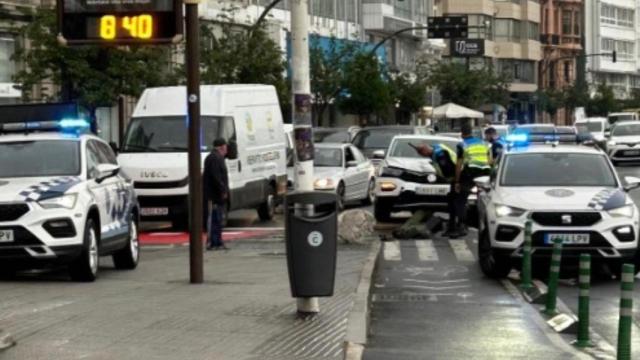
[475,136,640,278]
[0,119,139,281]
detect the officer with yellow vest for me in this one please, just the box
[450,123,491,238]
[414,142,457,181]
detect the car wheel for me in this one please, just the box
[113,217,140,270]
[258,186,276,221]
[478,227,511,279]
[374,198,392,223]
[361,178,376,205]
[69,218,99,282]
[337,182,346,211]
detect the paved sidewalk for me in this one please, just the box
[0,241,370,360]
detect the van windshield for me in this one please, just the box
[608,114,635,125]
[122,116,224,153]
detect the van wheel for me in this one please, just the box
[478,227,511,279]
[113,218,140,270]
[69,219,99,282]
[258,187,276,221]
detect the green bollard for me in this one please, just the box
[521,220,533,290]
[617,264,635,360]
[544,237,563,316]
[575,254,592,348]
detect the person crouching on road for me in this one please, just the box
[484,127,506,166]
[451,123,491,238]
[203,138,230,251]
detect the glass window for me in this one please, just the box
[601,4,616,25]
[0,37,15,83]
[314,130,350,143]
[501,154,617,187]
[574,13,580,35]
[0,140,81,178]
[314,147,343,167]
[86,142,102,179]
[352,128,414,150]
[468,14,493,40]
[93,141,117,165]
[562,11,572,35]
[494,19,522,42]
[612,123,640,136]
[528,22,539,41]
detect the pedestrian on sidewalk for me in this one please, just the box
[203,138,229,251]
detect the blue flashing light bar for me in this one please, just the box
[0,118,91,133]
[59,119,90,129]
[506,133,528,143]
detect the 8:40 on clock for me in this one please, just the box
[99,14,154,40]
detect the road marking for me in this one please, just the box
[404,278,468,284]
[449,239,476,262]
[415,240,438,261]
[383,241,401,261]
[403,284,470,291]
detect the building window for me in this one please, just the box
[601,38,634,61]
[467,14,493,40]
[498,59,535,84]
[528,22,539,40]
[495,19,522,42]
[600,4,634,28]
[574,13,580,36]
[617,7,634,28]
[0,37,16,83]
[562,11,572,35]
[601,4,616,25]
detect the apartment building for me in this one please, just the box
[437,0,542,123]
[585,0,639,99]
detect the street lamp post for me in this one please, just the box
[252,0,285,32]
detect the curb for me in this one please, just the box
[0,329,15,351]
[343,240,381,360]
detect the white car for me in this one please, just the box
[476,143,640,278]
[374,135,476,222]
[0,120,139,281]
[312,143,375,210]
[575,117,606,143]
[607,121,640,164]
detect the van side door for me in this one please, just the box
[220,117,240,209]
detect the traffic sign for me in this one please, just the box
[427,16,468,39]
[56,0,183,45]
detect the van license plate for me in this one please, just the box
[0,230,14,243]
[141,208,169,216]
[544,233,590,245]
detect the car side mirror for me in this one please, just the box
[227,141,239,160]
[346,160,358,168]
[624,176,640,192]
[372,150,385,159]
[95,163,120,183]
[474,176,491,191]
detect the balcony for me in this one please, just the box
[539,34,559,45]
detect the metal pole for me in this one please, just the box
[118,95,125,145]
[185,0,203,284]
[575,253,592,348]
[544,237,563,316]
[291,0,319,315]
[617,263,635,360]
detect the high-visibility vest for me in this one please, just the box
[431,143,457,180]
[462,137,490,169]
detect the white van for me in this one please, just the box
[118,85,288,228]
[607,112,638,127]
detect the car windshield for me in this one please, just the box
[122,116,222,153]
[0,140,80,178]
[576,122,604,133]
[501,153,617,187]
[314,148,343,167]
[612,123,640,137]
[314,130,350,143]
[352,128,413,149]
[389,138,460,158]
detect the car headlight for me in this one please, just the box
[495,204,526,218]
[38,193,78,210]
[608,141,617,147]
[608,204,635,218]
[380,167,403,177]
[314,178,335,190]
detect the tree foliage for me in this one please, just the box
[12,7,174,115]
[587,83,620,116]
[389,71,426,124]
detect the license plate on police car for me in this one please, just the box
[0,230,14,243]
[624,150,640,156]
[544,233,590,245]
[141,208,169,216]
[416,186,448,196]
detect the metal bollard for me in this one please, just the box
[575,254,592,348]
[544,237,563,316]
[617,263,635,360]
[521,220,533,290]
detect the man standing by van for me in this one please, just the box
[203,138,229,250]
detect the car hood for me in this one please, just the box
[610,135,640,145]
[314,167,344,180]
[0,176,83,203]
[385,157,436,174]
[118,153,195,182]
[496,186,628,211]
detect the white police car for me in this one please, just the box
[0,120,139,281]
[476,142,640,278]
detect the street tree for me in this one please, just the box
[587,83,620,116]
[337,53,392,125]
[389,71,427,124]
[12,7,174,118]
[536,89,563,118]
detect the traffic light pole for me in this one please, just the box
[290,0,319,315]
[184,0,203,284]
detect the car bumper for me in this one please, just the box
[608,147,640,161]
[375,177,477,210]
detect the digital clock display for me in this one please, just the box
[57,0,182,45]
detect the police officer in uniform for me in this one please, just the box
[451,123,491,238]
[484,127,506,166]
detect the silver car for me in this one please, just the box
[607,121,640,164]
[313,143,376,210]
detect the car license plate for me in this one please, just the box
[544,233,590,245]
[0,230,14,243]
[141,208,169,216]
[624,150,640,156]
[416,186,448,196]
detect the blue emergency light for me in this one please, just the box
[0,118,91,134]
[506,133,528,143]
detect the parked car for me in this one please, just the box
[312,143,376,210]
[352,126,429,165]
[575,117,607,145]
[313,127,360,143]
[607,121,640,165]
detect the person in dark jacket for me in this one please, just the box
[203,138,229,250]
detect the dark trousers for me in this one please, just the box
[447,184,470,230]
[207,204,224,248]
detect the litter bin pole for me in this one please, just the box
[298,204,319,315]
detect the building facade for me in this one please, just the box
[539,0,583,125]
[585,0,639,99]
[437,0,542,123]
